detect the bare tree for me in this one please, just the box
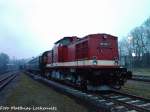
[143,17,150,52]
[131,27,147,57]
[119,17,150,68]
[119,38,131,67]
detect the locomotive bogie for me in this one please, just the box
[42,66,130,91]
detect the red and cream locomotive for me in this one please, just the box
[27,33,132,90]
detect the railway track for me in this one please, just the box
[26,71,150,112]
[0,72,17,91]
[131,75,150,82]
[97,90,150,112]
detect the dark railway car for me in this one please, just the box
[26,51,51,75]
[26,57,40,73]
[27,33,132,91]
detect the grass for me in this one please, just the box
[121,80,150,98]
[132,68,150,76]
[5,73,90,112]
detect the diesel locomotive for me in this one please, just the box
[26,33,132,91]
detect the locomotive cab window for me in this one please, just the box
[55,37,72,46]
[61,39,70,45]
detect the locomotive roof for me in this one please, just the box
[85,33,118,38]
[55,33,117,44]
[73,33,118,42]
[54,36,79,44]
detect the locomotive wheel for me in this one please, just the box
[80,80,87,91]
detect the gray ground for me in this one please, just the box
[0,72,95,112]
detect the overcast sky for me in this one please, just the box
[0,0,150,59]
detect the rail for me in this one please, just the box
[0,72,17,91]
[25,71,150,112]
[131,75,150,82]
[98,90,150,112]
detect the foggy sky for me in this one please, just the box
[0,0,150,59]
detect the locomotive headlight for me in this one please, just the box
[114,57,119,65]
[93,60,97,65]
[92,56,97,65]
